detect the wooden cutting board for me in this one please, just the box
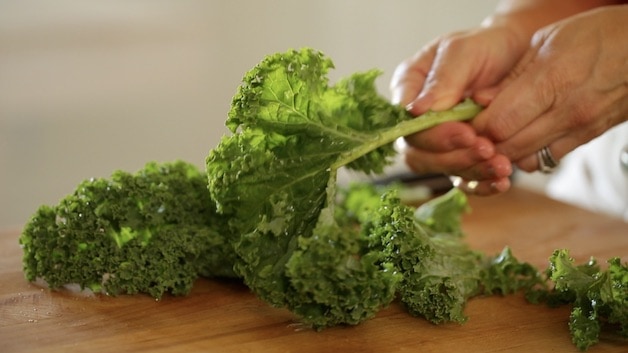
[1,187,627,353]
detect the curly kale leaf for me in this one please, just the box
[544,249,628,351]
[412,189,544,301]
[481,246,546,297]
[345,184,543,324]
[284,207,401,328]
[413,185,469,237]
[20,161,236,299]
[375,189,489,323]
[206,48,481,328]
[367,188,483,324]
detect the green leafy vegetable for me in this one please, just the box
[347,184,544,324]
[206,47,542,329]
[20,161,236,299]
[19,47,623,351]
[540,249,628,351]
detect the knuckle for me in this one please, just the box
[484,117,515,142]
[439,32,468,52]
[569,103,596,129]
[514,156,538,173]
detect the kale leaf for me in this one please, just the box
[542,249,628,351]
[20,161,236,299]
[206,47,518,329]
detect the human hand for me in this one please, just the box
[472,5,628,172]
[390,26,526,195]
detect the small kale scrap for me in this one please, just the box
[540,249,628,351]
[20,161,236,299]
[206,47,541,328]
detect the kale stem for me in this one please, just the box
[331,99,483,170]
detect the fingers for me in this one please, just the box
[395,7,628,188]
[450,176,512,196]
[404,122,476,152]
[403,139,512,180]
[407,34,478,114]
[389,27,529,193]
[492,108,563,163]
[403,145,476,175]
[390,39,439,106]
[397,27,523,116]
[514,143,562,173]
[485,44,628,170]
[402,119,513,192]
[389,58,427,107]
[472,86,500,106]
[472,45,551,143]
[391,31,499,115]
[403,122,495,172]
[458,153,513,181]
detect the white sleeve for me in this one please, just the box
[546,122,628,222]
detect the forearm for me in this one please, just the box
[481,0,624,53]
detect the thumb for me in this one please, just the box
[408,42,477,114]
[409,69,468,115]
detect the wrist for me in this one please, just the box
[477,16,530,62]
[479,0,620,54]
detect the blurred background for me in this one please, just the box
[2,0,549,229]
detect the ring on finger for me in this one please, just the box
[537,146,559,174]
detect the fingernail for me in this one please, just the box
[486,159,513,179]
[490,178,511,193]
[473,88,497,106]
[476,144,494,159]
[496,162,513,177]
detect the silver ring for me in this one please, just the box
[537,146,558,174]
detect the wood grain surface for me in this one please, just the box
[1,187,627,353]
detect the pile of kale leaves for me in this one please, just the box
[21,48,627,351]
